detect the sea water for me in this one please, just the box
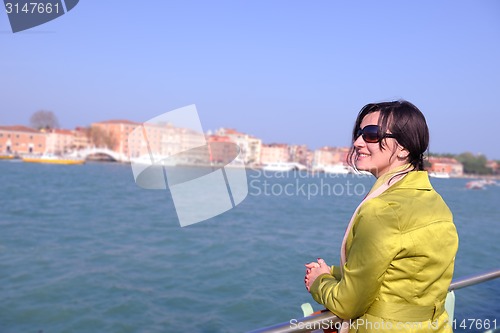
[0,161,498,332]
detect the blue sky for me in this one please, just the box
[1,1,500,159]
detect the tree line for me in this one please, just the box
[429,152,498,175]
[29,110,116,150]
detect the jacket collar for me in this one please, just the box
[388,171,433,191]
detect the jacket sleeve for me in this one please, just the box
[310,198,401,319]
[330,265,341,280]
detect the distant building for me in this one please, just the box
[128,122,178,159]
[0,125,46,155]
[206,135,238,164]
[260,143,291,165]
[72,127,91,150]
[45,129,75,154]
[215,128,262,166]
[312,146,350,171]
[128,121,208,164]
[428,157,464,177]
[289,144,310,167]
[91,120,140,159]
[486,160,498,174]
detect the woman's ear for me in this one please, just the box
[397,146,409,159]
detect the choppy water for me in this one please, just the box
[0,161,498,332]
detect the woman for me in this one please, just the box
[304,100,458,332]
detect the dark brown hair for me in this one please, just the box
[347,100,429,171]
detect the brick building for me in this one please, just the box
[0,125,46,155]
[312,146,350,170]
[260,143,291,165]
[428,157,464,177]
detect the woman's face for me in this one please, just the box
[353,111,405,178]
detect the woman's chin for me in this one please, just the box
[354,163,370,172]
[355,163,377,176]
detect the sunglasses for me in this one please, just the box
[355,125,396,143]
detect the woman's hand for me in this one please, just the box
[304,258,331,292]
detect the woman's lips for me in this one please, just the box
[357,153,371,159]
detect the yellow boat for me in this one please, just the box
[22,154,85,165]
[0,154,15,160]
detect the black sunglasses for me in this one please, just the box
[356,125,396,143]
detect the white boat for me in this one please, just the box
[466,179,498,189]
[262,162,304,172]
[429,171,450,178]
[130,154,176,166]
[323,164,351,174]
[466,180,486,190]
[482,179,498,186]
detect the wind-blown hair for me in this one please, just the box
[347,100,429,172]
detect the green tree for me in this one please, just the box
[456,152,490,175]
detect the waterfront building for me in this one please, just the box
[128,121,207,165]
[486,160,498,174]
[215,128,262,166]
[173,127,209,164]
[72,127,92,150]
[288,144,311,167]
[428,157,464,177]
[91,120,140,160]
[0,125,46,155]
[45,129,75,154]
[260,143,291,165]
[312,146,349,171]
[206,135,238,165]
[128,122,178,159]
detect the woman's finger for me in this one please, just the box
[305,262,320,269]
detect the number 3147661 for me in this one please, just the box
[5,2,60,14]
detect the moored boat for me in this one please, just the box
[130,154,176,166]
[262,162,306,172]
[429,171,451,178]
[22,153,85,165]
[466,180,486,190]
[0,153,15,160]
[466,179,498,189]
[323,164,351,174]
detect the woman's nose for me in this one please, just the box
[353,134,365,148]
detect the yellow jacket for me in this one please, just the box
[310,171,459,332]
